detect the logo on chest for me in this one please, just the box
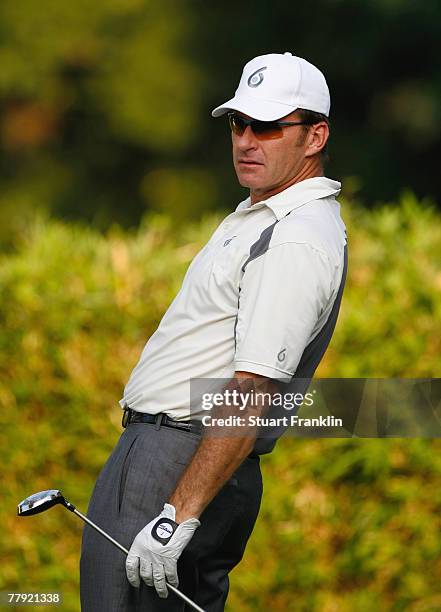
[223,236,237,247]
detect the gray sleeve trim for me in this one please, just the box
[241,219,278,273]
[241,213,331,274]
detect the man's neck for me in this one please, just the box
[250,160,323,205]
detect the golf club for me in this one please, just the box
[17,489,205,612]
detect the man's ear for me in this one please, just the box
[305,122,329,157]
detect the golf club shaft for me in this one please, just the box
[73,508,130,554]
[72,508,205,612]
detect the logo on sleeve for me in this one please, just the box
[277,348,287,362]
[247,66,267,88]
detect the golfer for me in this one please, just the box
[80,52,347,611]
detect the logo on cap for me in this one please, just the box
[247,66,267,88]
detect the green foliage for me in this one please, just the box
[0,0,201,150]
[320,191,441,377]
[0,0,208,228]
[1,0,441,230]
[1,196,440,610]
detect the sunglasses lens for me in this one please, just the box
[252,120,283,139]
[228,114,285,139]
[229,114,245,135]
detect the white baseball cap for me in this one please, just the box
[211,52,330,120]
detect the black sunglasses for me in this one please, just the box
[228,112,312,139]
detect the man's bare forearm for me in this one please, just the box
[169,434,255,522]
[169,372,276,523]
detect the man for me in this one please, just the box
[80,52,347,611]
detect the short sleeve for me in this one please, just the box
[234,242,333,381]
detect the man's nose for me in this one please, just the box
[235,126,258,149]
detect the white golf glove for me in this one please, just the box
[126,503,200,598]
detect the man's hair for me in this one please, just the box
[296,108,330,165]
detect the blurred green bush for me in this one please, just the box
[0,195,440,611]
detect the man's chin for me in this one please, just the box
[236,175,264,190]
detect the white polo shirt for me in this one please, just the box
[119,176,347,420]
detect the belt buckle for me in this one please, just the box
[122,406,132,428]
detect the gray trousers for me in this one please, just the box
[80,421,263,611]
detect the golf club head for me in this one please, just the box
[17,489,67,516]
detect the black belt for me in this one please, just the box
[122,406,202,435]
